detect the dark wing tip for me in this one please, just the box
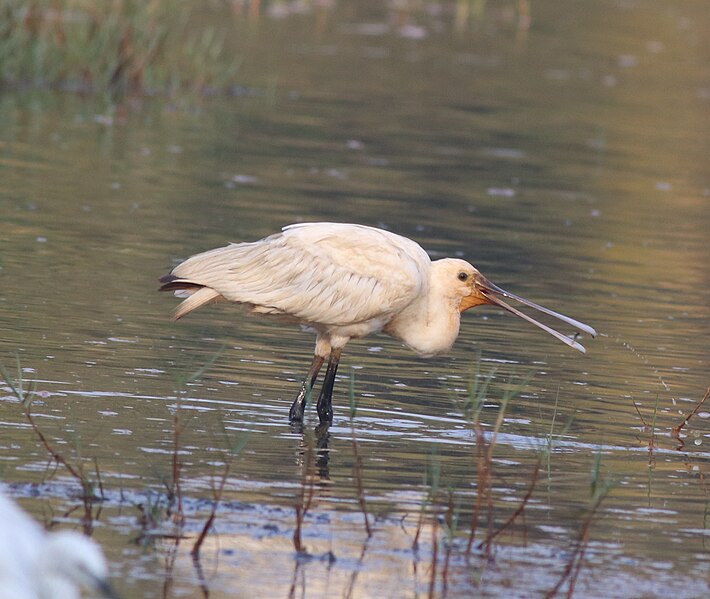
[158,273,178,292]
[158,274,203,293]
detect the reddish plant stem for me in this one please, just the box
[293,442,315,553]
[24,406,97,500]
[441,491,455,597]
[467,418,488,555]
[170,407,184,525]
[191,462,231,558]
[546,491,607,598]
[351,427,372,537]
[427,516,439,599]
[480,460,541,551]
[672,387,710,439]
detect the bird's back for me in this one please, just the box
[161,222,432,327]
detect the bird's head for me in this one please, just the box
[437,258,596,353]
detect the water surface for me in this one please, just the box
[1,1,709,597]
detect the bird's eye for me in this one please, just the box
[457,272,469,281]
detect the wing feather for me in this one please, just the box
[164,223,430,326]
[171,287,222,320]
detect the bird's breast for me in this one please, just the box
[384,306,462,357]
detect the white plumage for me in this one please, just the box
[165,223,427,327]
[0,490,116,599]
[160,222,595,423]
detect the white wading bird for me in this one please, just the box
[160,222,596,424]
[0,490,118,599]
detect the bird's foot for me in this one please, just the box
[316,398,333,425]
[289,383,311,423]
[289,401,305,423]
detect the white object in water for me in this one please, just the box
[0,490,117,599]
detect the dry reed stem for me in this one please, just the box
[344,533,372,599]
[413,501,426,550]
[466,418,488,555]
[545,490,608,599]
[672,387,710,441]
[22,403,98,505]
[293,441,316,554]
[24,406,84,482]
[191,554,210,599]
[0,360,89,489]
[348,370,372,536]
[169,405,185,525]
[349,420,371,537]
[352,446,372,536]
[427,516,439,599]
[162,537,180,599]
[191,461,231,558]
[441,490,456,597]
[631,401,648,430]
[480,459,541,552]
[92,457,105,500]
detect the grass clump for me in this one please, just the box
[455,356,534,556]
[0,0,240,99]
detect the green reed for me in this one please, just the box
[0,0,239,99]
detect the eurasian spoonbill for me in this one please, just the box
[160,223,595,424]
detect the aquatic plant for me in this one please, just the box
[672,387,710,449]
[293,437,316,555]
[165,344,226,524]
[0,0,239,99]
[412,452,441,551]
[440,488,460,596]
[546,447,615,598]
[0,355,101,505]
[192,423,249,558]
[458,360,534,556]
[133,488,173,546]
[479,458,540,553]
[348,369,372,537]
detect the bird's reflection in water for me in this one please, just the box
[315,426,331,481]
[294,423,332,483]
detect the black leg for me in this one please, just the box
[289,355,325,422]
[316,348,342,424]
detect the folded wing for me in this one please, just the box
[160,223,430,326]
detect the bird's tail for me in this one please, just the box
[159,275,223,320]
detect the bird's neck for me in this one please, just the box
[385,276,461,358]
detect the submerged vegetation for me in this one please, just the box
[0,355,103,510]
[0,353,247,574]
[0,0,707,594]
[2,350,709,596]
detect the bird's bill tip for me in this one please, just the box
[470,276,595,353]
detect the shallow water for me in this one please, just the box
[1,0,709,597]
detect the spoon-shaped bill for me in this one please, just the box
[476,276,596,353]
